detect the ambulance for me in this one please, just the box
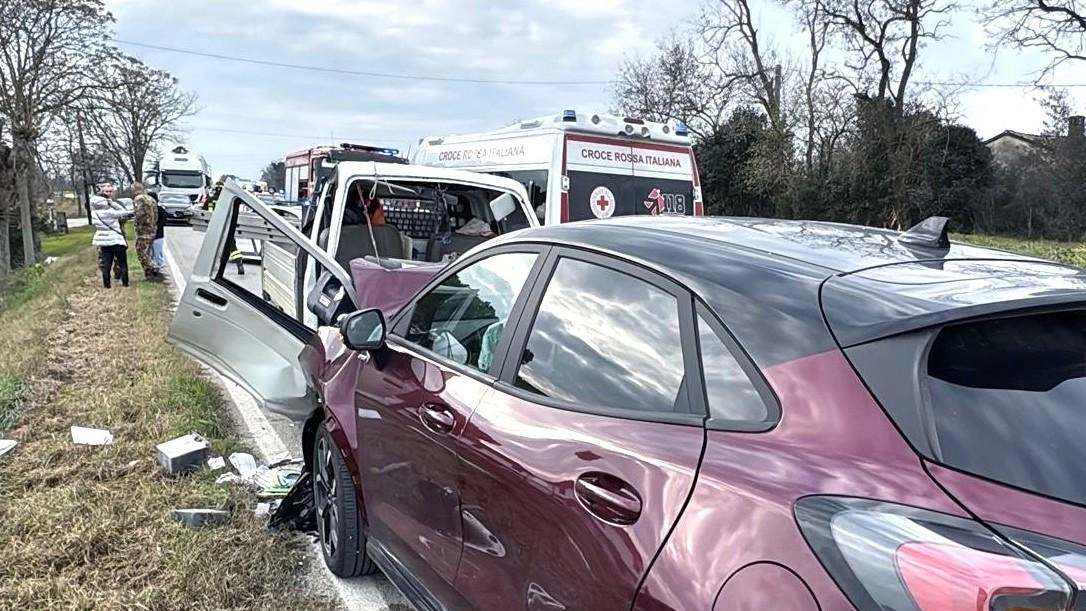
[413,110,703,224]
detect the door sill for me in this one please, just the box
[366,539,448,611]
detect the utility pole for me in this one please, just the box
[76,115,92,225]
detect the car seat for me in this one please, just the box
[320,224,406,270]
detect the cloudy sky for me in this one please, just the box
[106,0,1083,179]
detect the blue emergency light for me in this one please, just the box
[675,121,689,136]
[562,109,577,122]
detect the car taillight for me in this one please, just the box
[795,497,1075,611]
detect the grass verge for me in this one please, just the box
[954,232,1086,267]
[0,232,337,610]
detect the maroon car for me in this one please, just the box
[171,190,1086,611]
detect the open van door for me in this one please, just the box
[167,180,357,421]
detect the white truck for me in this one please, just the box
[144,145,212,221]
[413,110,704,224]
[195,161,538,327]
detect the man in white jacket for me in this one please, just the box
[91,184,132,288]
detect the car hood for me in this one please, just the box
[927,462,1086,584]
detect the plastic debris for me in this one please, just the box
[228,452,258,479]
[255,502,271,517]
[174,508,230,528]
[215,472,241,485]
[155,433,210,475]
[254,461,303,498]
[207,456,226,471]
[71,426,113,446]
[268,470,317,534]
[0,439,16,459]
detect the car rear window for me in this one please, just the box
[924,310,1086,506]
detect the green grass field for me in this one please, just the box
[0,228,337,610]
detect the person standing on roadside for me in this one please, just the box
[150,191,167,274]
[91,183,132,288]
[132,183,162,282]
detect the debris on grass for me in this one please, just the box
[0,247,339,610]
[228,451,257,478]
[70,425,113,446]
[207,456,226,471]
[0,439,15,459]
[155,432,210,475]
[173,508,231,529]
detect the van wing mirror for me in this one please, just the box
[489,192,518,223]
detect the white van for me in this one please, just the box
[413,110,703,224]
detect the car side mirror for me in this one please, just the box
[340,308,386,351]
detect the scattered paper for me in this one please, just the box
[228,452,257,478]
[255,502,271,517]
[207,456,226,471]
[71,426,113,446]
[0,439,16,459]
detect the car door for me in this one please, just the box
[167,180,357,421]
[453,248,708,611]
[355,244,550,609]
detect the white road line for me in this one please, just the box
[162,237,393,611]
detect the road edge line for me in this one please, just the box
[162,236,387,611]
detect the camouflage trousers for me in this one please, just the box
[136,236,156,276]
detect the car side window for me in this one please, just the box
[696,311,771,426]
[404,252,538,372]
[514,257,690,415]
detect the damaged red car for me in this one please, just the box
[171,182,1086,611]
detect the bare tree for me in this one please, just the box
[85,54,198,184]
[0,0,112,269]
[982,0,1085,80]
[612,32,731,139]
[699,0,787,131]
[818,0,958,108]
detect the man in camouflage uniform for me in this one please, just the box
[132,182,162,282]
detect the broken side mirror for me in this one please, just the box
[340,308,386,351]
[306,270,355,327]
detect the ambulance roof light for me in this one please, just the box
[562,109,577,122]
[675,121,689,136]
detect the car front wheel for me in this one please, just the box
[313,427,377,577]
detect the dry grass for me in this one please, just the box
[0,242,338,610]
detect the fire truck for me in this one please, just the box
[284,143,406,203]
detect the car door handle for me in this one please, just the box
[195,288,227,307]
[574,472,642,526]
[418,403,455,434]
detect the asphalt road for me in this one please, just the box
[163,224,411,611]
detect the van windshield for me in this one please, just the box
[161,171,205,189]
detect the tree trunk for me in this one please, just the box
[13,135,36,268]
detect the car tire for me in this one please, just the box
[313,427,377,577]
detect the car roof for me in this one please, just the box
[334,161,530,194]
[492,216,1086,366]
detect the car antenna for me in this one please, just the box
[897,216,950,250]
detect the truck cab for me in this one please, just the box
[195,162,538,330]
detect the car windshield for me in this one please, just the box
[923,309,1086,506]
[161,172,205,188]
